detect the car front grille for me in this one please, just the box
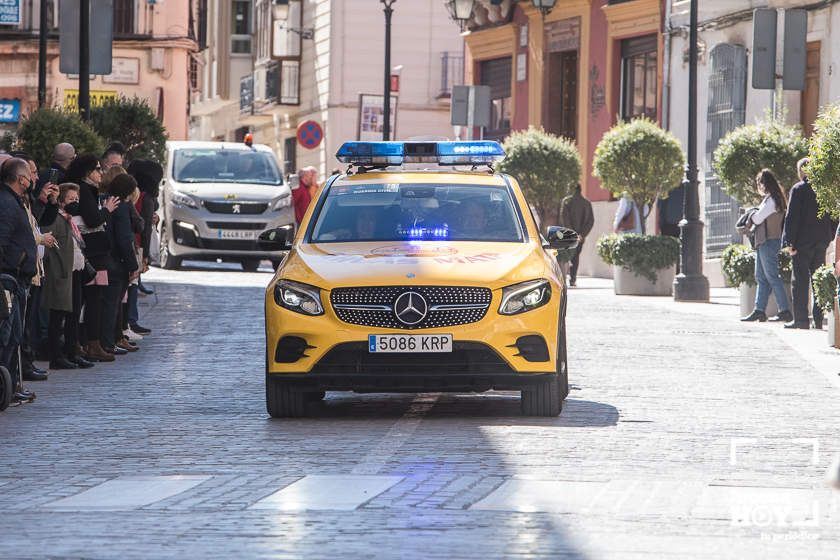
[330,286,492,330]
[202,201,268,214]
[311,342,514,375]
[206,222,267,230]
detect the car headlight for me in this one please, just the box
[171,191,198,209]
[499,279,551,315]
[274,280,324,316]
[271,194,292,211]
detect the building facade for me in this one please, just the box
[0,0,194,140]
[666,0,840,285]
[196,0,464,180]
[457,0,664,277]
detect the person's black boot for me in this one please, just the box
[49,358,79,370]
[770,310,793,322]
[71,355,95,369]
[741,310,767,322]
[22,368,48,381]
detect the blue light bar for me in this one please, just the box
[336,141,404,164]
[335,141,505,166]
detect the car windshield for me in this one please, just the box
[310,183,524,243]
[173,149,283,185]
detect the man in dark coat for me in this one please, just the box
[0,158,40,396]
[34,143,75,226]
[560,184,594,287]
[782,157,837,329]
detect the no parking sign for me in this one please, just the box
[297,120,323,150]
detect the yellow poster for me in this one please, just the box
[63,90,118,111]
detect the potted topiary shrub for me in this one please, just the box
[721,243,792,317]
[593,118,685,294]
[596,234,680,295]
[812,265,839,347]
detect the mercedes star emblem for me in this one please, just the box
[393,291,428,326]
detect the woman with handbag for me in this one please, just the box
[65,154,120,362]
[741,169,793,322]
[42,184,94,369]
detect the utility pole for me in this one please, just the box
[79,0,91,121]
[37,0,47,107]
[673,0,710,302]
[381,0,395,141]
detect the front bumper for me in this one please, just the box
[265,287,562,377]
[167,204,294,258]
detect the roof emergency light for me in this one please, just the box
[335,141,505,166]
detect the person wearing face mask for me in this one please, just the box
[65,154,120,362]
[0,157,40,399]
[41,184,94,369]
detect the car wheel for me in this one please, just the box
[0,366,11,411]
[558,313,569,400]
[520,375,561,417]
[266,374,306,418]
[241,259,262,272]
[159,223,182,270]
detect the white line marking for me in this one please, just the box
[351,393,439,475]
[250,475,403,511]
[45,476,211,511]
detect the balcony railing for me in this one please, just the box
[439,52,464,98]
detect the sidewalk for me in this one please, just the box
[576,277,840,390]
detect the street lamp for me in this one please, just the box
[445,0,475,32]
[381,0,396,141]
[673,0,710,302]
[531,0,556,18]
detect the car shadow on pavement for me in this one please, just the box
[298,393,619,427]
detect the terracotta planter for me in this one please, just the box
[613,265,675,296]
[738,282,791,317]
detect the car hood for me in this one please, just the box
[281,241,547,289]
[170,181,289,201]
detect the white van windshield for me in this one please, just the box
[173,149,283,185]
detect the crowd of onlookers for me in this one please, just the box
[1,142,162,405]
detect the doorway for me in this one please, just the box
[548,50,578,141]
[801,41,820,137]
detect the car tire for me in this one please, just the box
[266,374,306,418]
[159,224,182,270]
[0,366,11,411]
[241,259,262,272]
[520,375,561,417]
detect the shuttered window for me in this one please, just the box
[479,57,512,140]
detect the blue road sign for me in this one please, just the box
[0,99,21,123]
[0,0,20,25]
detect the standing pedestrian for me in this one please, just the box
[741,169,792,323]
[560,184,594,287]
[291,172,312,227]
[0,158,40,398]
[782,158,837,329]
[613,192,643,234]
[65,154,120,362]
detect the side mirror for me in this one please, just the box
[546,226,580,251]
[258,226,294,251]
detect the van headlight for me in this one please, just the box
[499,280,551,315]
[171,191,198,208]
[271,194,292,211]
[274,280,324,315]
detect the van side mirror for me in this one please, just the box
[258,226,294,251]
[546,226,580,251]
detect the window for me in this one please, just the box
[189,57,199,91]
[255,0,271,61]
[620,35,657,120]
[113,0,135,36]
[479,57,513,140]
[197,0,208,50]
[231,0,252,55]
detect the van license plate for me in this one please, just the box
[218,230,257,240]
[368,334,453,353]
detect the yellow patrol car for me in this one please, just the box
[259,141,579,417]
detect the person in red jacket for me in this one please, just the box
[291,170,312,226]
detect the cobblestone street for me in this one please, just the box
[1,265,839,559]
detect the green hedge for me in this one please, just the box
[809,103,840,219]
[596,234,680,283]
[812,264,838,313]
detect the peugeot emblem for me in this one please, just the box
[232,204,242,214]
[393,291,428,326]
